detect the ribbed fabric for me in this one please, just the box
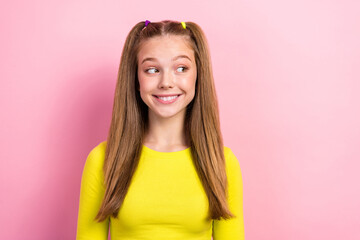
[76,141,245,240]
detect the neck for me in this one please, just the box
[144,110,189,149]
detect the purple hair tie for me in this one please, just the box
[145,20,150,27]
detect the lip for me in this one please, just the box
[153,94,182,104]
[153,94,182,97]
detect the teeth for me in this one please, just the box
[158,95,178,101]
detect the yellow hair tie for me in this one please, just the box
[181,22,186,29]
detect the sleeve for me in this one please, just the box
[76,142,110,240]
[212,147,245,240]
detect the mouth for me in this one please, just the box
[153,94,182,104]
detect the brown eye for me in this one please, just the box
[146,68,158,74]
[177,66,187,73]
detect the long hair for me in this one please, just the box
[95,20,235,222]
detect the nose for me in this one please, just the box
[159,70,175,89]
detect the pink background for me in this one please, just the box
[1,0,359,239]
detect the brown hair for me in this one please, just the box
[95,20,234,222]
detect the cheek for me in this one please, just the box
[138,78,157,98]
[139,80,153,92]
[137,70,151,90]
[185,73,197,90]
[137,72,149,91]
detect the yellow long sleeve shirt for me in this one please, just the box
[76,141,245,240]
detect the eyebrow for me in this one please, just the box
[141,55,192,64]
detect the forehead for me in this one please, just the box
[137,35,194,61]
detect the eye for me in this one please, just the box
[146,68,158,74]
[177,66,188,73]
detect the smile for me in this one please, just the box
[153,94,182,104]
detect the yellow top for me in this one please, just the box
[76,141,245,240]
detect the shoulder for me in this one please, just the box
[79,141,108,199]
[223,146,239,165]
[223,146,242,177]
[89,140,107,155]
[223,146,235,158]
[84,140,107,172]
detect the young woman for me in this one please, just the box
[76,20,245,240]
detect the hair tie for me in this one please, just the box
[145,20,151,27]
[181,22,186,29]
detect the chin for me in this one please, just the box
[155,111,180,119]
[150,108,186,119]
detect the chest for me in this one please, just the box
[111,155,212,236]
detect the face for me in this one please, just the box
[137,35,197,120]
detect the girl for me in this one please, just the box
[76,20,245,240]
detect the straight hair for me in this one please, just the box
[95,20,235,222]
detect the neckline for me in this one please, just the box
[142,144,191,158]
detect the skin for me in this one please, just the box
[137,34,197,152]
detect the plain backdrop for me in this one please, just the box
[1,0,359,239]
